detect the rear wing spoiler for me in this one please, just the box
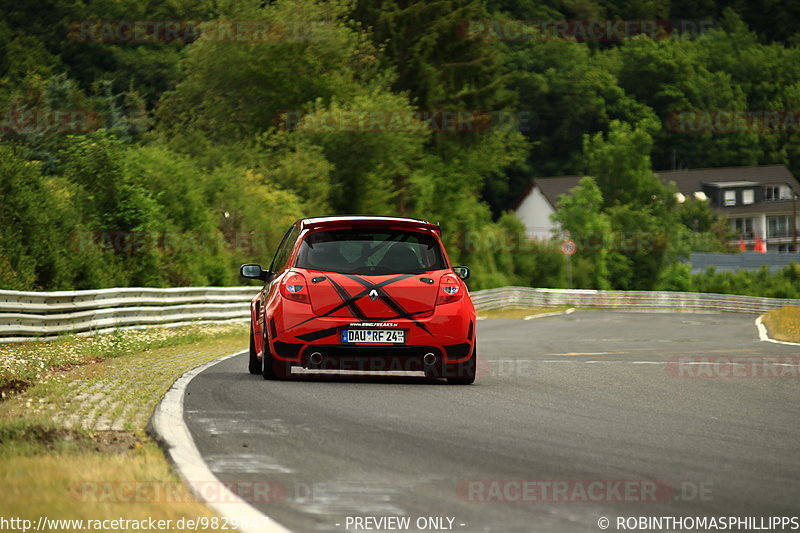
[300,217,441,234]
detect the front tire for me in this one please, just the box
[248,326,262,375]
[446,348,476,385]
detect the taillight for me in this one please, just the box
[280,273,310,303]
[436,274,464,305]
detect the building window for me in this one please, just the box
[723,190,736,206]
[742,189,754,204]
[731,217,754,238]
[764,185,781,201]
[767,215,791,238]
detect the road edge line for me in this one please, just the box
[755,315,800,346]
[149,350,293,533]
[523,308,576,320]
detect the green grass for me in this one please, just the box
[477,306,571,320]
[1,325,248,431]
[0,443,223,530]
[762,306,800,343]
[0,417,90,456]
[0,324,249,530]
[0,322,245,398]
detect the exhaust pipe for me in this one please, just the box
[309,352,323,366]
[423,352,437,366]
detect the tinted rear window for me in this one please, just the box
[295,229,446,275]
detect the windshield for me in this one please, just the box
[295,229,446,275]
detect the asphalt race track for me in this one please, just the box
[183,311,800,533]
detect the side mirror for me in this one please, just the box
[240,264,271,281]
[453,266,470,280]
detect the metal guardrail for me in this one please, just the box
[0,287,256,341]
[0,285,797,342]
[470,287,800,314]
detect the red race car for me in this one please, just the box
[240,216,477,384]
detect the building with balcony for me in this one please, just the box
[514,164,800,253]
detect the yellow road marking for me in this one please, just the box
[546,352,629,356]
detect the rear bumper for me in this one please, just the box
[266,298,475,366]
[299,345,444,372]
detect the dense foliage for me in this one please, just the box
[1,0,798,295]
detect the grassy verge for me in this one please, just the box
[0,323,248,531]
[0,323,244,398]
[477,306,571,320]
[761,306,800,343]
[0,441,223,530]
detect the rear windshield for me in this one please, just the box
[295,229,446,275]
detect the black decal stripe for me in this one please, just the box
[369,309,431,321]
[326,276,366,320]
[343,274,433,335]
[376,289,433,335]
[286,273,413,331]
[286,290,366,331]
[296,326,341,342]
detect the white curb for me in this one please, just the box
[755,315,800,346]
[524,308,576,320]
[151,350,293,533]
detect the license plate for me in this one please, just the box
[341,329,405,344]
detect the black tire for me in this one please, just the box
[446,348,476,385]
[248,326,262,375]
[262,330,291,380]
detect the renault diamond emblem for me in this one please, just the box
[368,289,379,301]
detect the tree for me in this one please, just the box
[288,92,430,214]
[157,0,387,142]
[0,144,75,289]
[551,177,612,289]
[582,119,667,208]
[353,0,516,128]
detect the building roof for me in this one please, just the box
[515,165,798,209]
[657,165,798,195]
[718,199,797,216]
[513,176,581,210]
